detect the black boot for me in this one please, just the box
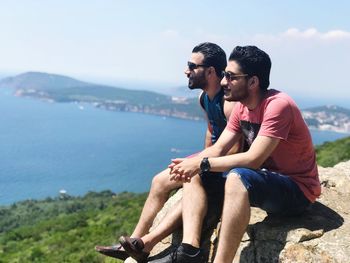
[148,244,205,263]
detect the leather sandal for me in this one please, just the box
[95,242,129,260]
[119,236,150,263]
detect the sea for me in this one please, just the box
[0,88,348,205]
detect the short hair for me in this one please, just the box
[228,46,271,90]
[192,42,227,78]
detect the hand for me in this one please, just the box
[169,157,201,182]
[168,158,186,181]
[168,158,185,171]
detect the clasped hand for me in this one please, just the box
[168,156,201,182]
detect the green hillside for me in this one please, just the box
[0,191,147,263]
[316,136,350,167]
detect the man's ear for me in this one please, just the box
[249,76,259,89]
[207,66,215,76]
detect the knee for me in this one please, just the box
[225,172,248,197]
[151,172,166,190]
[183,174,203,191]
[150,169,178,195]
[187,174,202,184]
[151,172,164,188]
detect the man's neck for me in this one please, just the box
[243,89,267,110]
[205,84,222,100]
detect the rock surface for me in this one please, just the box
[125,161,350,263]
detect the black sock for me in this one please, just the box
[180,243,200,256]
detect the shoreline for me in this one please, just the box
[14,93,350,134]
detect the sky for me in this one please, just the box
[1,0,349,107]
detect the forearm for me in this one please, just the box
[200,129,239,159]
[204,129,212,148]
[207,136,281,172]
[169,129,241,180]
[198,144,223,159]
[208,152,259,172]
[170,135,279,181]
[168,146,225,180]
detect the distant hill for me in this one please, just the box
[166,85,201,98]
[302,105,350,133]
[0,72,203,120]
[305,105,350,115]
[1,72,350,132]
[0,71,89,90]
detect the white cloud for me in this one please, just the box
[282,28,350,41]
[322,30,350,40]
[162,29,180,38]
[252,28,350,45]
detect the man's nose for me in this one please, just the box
[221,77,227,86]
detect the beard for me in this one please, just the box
[187,72,207,90]
[223,86,249,102]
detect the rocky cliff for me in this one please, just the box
[125,160,350,263]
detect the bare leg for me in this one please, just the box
[182,175,207,247]
[213,173,250,263]
[131,168,182,238]
[141,199,182,252]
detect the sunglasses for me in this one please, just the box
[187,61,209,71]
[221,71,249,81]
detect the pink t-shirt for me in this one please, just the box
[227,89,321,202]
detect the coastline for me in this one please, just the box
[14,92,350,134]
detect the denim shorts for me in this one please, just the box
[200,171,226,198]
[201,168,311,216]
[200,171,227,212]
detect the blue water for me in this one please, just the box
[0,89,348,205]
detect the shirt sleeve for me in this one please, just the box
[258,98,293,140]
[226,103,241,133]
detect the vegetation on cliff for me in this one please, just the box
[0,191,147,262]
[316,136,350,167]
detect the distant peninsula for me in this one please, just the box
[0,72,204,121]
[1,72,350,133]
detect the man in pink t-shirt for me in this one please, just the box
[152,46,321,263]
[226,89,320,203]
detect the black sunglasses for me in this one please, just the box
[221,71,249,81]
[187,61,209,71]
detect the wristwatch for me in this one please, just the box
[200,157,211,173]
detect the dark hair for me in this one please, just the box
[228,46,271,90]
[192,42,227,78]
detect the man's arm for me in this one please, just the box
[223,100,235,121]
[208,135,280,172]
[170,134,279,181]
[198,91,213,149]
[204,125,213,148]
[199,128,241,158]
[169,128,241,179]
[223,100,243,155]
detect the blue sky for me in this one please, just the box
[1,0,349,106]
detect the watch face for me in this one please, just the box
[200,157,210,173]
